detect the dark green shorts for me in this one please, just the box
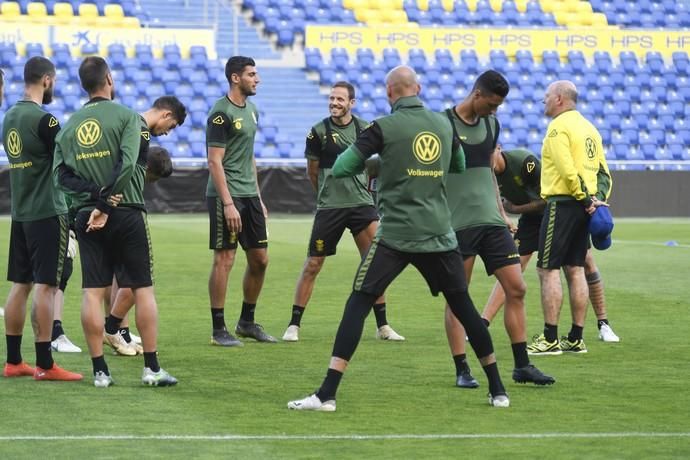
[207,196,268,251]
[456,225,520,276]
[7,215,68,286]
[537,200,589,269]
[353,239,468,297]
[308,205,378,257]
[515,213,543,256]
[76,208,153,289]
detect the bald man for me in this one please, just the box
[527,80,611,355]
[288,66,510,411]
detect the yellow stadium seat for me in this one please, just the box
[121,16,140,28]
[355,8,378,22]
[539,0,555,14]
[465,0,478,12]
[441,0,453,12]
[53,2,74,19]
[562,0,576,13]
[489,0,503,13]
[104,4,125,19]
[554,10,577,26]
[27,2,47,17]
[370,0,394,10]
[342,0,355,8]
[0,2,21,17]
[590,12,608,27]
[575,11,595,26]
[576,1,592,14]
[390,9,408,22]
[389,0,404,7]
[514,0,528,13]
[380,8,408,23]
[78,3,99,18]
[416,0,429,11]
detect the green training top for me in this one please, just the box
[495,148,542,209]
[333,96,465,253]
[53,97,143,213]
[2,100,67,221]
[206,96,259,198]
[445,108,505,230]
[305,115,374,209]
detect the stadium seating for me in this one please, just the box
[2,0,689,166]
[0,0,146,25]
[0,44,291,159]
[589,0,690,27]
[305,46,690,163]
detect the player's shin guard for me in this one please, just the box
[331,291,377,361]
[444,290,494,358]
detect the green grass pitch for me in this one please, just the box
[0,215,689,459]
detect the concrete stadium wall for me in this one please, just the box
[0,168,688,217]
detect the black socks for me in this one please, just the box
[373,302,388,328]
[316,368,343,401]
[211,308,226,330]
[52,320,65,341]
[105,314,123,335]
[453,354,470,376]
[240,302,256,323]
[289,305,305,327]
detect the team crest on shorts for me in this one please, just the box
[315,239,325,253]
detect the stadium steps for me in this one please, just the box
[253,66,327,158]
[138,0,280,59]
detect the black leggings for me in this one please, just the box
[331,290,494,362]
[443,289,494,359]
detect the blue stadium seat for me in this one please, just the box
[383,48,401,69]
[408,49,427,73]
[459,49,478,72]
[356,48,375,72]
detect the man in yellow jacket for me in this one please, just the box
[528,80,611,355]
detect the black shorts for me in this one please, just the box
[515,213,543,256]
[308,205,379,257]
[7,215,69,286]
[456,225,520,276]
[537,200,589,269]
[207,196,268,251]
[353,239,468,297]
[76,208,153,289]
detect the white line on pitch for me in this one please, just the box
[1,433,689,441]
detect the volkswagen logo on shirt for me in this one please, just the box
[6,129,22,158]
[412,131,441,165]
[76,119,103,148]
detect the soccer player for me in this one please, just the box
[482,148,621,343]
[282,81,404,342]
[443,71,553,387]
[102,97,186,356]
[527,80,611,355]
[288,66,509,411]
[1,68,5,318]
[105,146,179,357]
[1,56,82,381]
[206,56,276,346]
[54,56,177,387]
